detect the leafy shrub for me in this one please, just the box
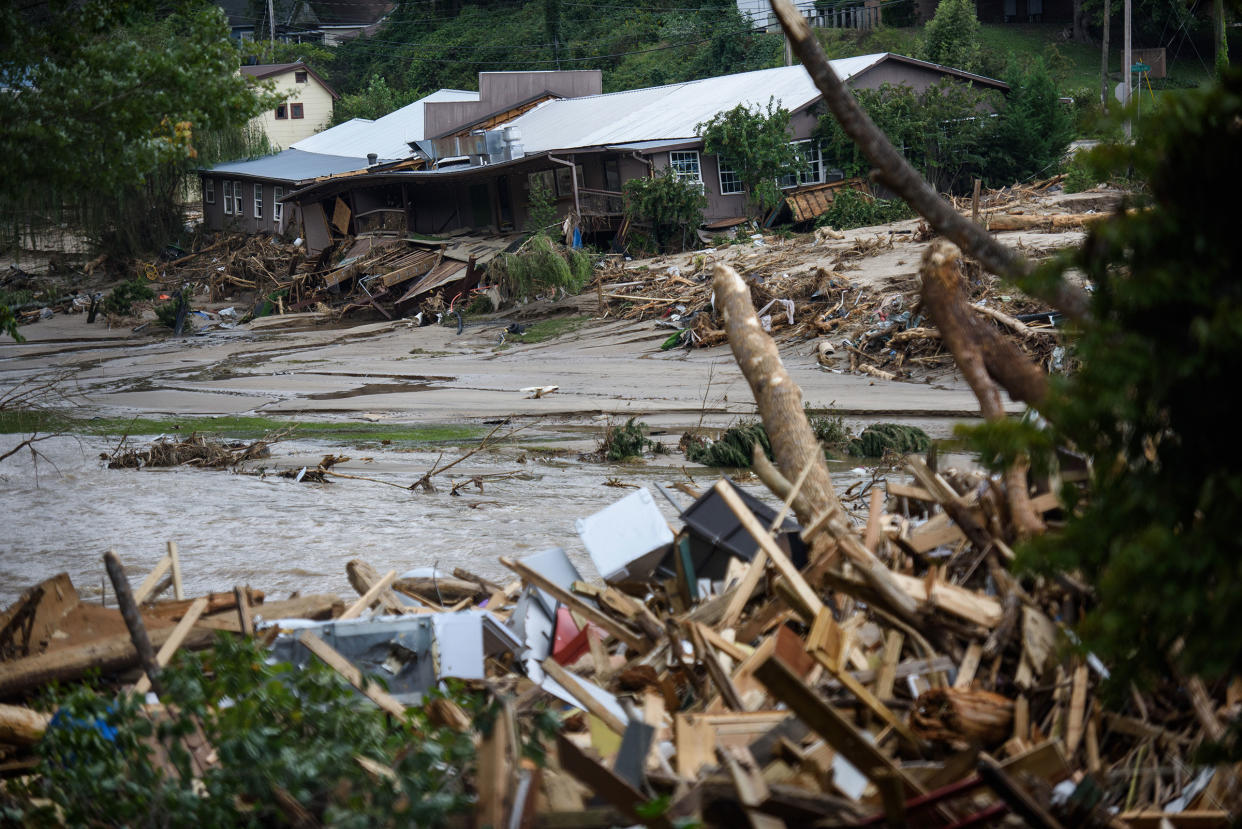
[806,403,851,450]
[600,417,658,461]
[525,174,559,237]
[685,420,772,468]
[103,278,155,316]
[4,635,478,826]
[488,234,592,298]
[623,169,706,252]
[921,0,981,72]
[815,189,913,230]
[153,289,192,331]
[986,59,1075,185]
[848,423,931,457]
[697,98,799,217]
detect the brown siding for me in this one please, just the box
[424,70,603,137]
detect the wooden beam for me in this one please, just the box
[753,653,926,797]
[541,658,627,736]
[297,631,406,719]
[133,554,173,605]
[340,569,397,620]
[134,597,208,695]
[557,734,675,829]
[233,586,254,636]
[167,542,184,601]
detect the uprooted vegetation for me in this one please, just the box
[101,433,277,469]
[683,412,930,467]
[486,234,594,300]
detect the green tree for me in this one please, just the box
[0,0,277,256]
[623,169,706,251]
[921,0,981,72]
[966,69,1242,748]
[333,75,422,124]
[698,99,799,217]
[986,60,1075,185]
[525,174,560,236]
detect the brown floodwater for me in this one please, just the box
[0,435,876,606]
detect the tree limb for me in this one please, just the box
[767,0,1091,324]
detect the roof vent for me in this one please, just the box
[367,153,378,166]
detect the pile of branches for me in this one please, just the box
[101,433,275,470]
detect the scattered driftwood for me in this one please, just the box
[102,433,279,470]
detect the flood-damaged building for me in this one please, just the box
[201,53,1007,253]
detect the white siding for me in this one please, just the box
[249,70,335,150]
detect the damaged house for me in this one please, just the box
[271,54,1006,254]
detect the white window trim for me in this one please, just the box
[222,180,232,215]
[273,186,284,224]
[233,180,243,216]
[669,150,702,183]
[253,183,263,219]
[780,140,825,189]
[204,178,215,205]
[717,158,744,195]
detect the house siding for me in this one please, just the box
[251,71,335,149]
[200,174,300,236]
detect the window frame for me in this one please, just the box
[275,104,288,120]
[717,158,744,195]
[779,140,825,189]
[222,180,232,215]
[290,103,304,119]
[233,180,243,216]
[253,183,263,219]
[204,178,215,205]
[295,70,308,83]
[273,186,284,224]
[669,150,702,183]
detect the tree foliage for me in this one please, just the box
[0,0,277,257]
[921,0,981,72]
[963,69,1242,733]
[623,169,707,251]
[986,59,1075,185]
[2,635,479,825]
[698,99,799,216]
[334,75,423,124]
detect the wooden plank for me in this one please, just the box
[340,570,397,620]
[167,542,184,601]
[718,550,768,631]
[887,571,1003,628]
[906,513,967,554]
[1117,811,1230,829]
[977,752,1067,829]
[556,734,675,829]
[233,586,254,636]
[695,623,749,663]
[1065,662,1089,756]
[753,653,926,797]
[886,481,937,502]
[331,197,351,233]
[688,623,744,711]
[803,609,921,747]
[133,554,172,605]
[500,557,650,654]
[134,597,208,694]
[875,630,903,701]
[297,631,406,719]
[542,658,627,736]
[954,643,983,690]
[675,712,716,778]
[713,481,823,621]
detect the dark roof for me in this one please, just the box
[239,62,339,99]
[878,54,1010,92]
[305,0,393,26]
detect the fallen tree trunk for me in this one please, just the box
[920,241,1045,536]
[713,263,842,524]
[984,212,1109,232]
[0,702,50,745]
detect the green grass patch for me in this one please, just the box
[0,411,484,444]
[506,316,588,344]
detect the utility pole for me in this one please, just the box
[267,0,276,45]
[1214,0,1227,73]
[1100,0,1110,109]
[1123,0,1132,139]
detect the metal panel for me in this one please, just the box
[576,488,674,582]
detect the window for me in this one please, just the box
[527,170,554,196]
[233,180,243,216]
[780,140,824,188]
[295,70,308,83]
[204,178,215,205]
[553,164,583,197]
[222,180,232,215]
[669,151,702,182]
[273,186,284,223]
[253,183,263,219]
[717,158,744,195]
[291,103,304,119]
[602,159,621,192]
[275,104,288,120]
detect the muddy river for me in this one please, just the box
[1,434,878,606]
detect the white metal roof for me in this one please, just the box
[502,56,886,154]
[291,88,480,160]
[207,148,370,183]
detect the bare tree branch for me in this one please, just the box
[768,0,1091,323]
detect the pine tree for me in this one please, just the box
[921,0,982,73]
